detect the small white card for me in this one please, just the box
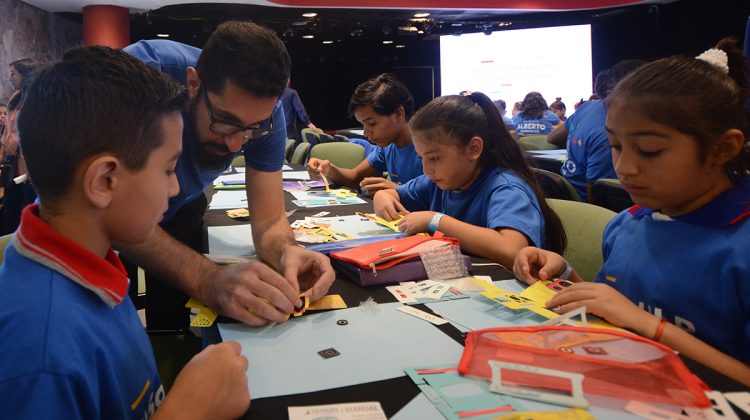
[288,401,387,420]
[397,305,448,325]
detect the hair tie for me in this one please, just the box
[696,48,729,74]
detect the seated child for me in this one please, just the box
[373,91,566,268]
[307,73,422,195]
[0,46,251,418]
[512,91,560,137]
[513,39,750,387]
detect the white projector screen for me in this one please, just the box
[440,24,593,111]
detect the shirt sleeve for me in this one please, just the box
[0,372,87,420]
[395,175,433,211]
[242,101,286,172]
[367,146,388,173]
[486,184,544,248]
[291,91,311,125]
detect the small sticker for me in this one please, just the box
[318,348,340,359]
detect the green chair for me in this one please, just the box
[231,155,245,168]
[532,168,581,202]
[0,234,13,265]
[318,133,335,143]
[301,127,322,145]
[519,135,558,151]
[547,198,617,282]
[290,142,312,165]
[309,142,365,169]
[591,178,634,212]
[333,134,349,143]
[285,138,296,163]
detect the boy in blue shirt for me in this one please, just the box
[0,46,250,418]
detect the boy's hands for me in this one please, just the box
[307,158,331,178]
[158,342,250,420]
[513,246,569,285]
[397,211,433,235]
[373,190,409,221]
[359,177,397,196]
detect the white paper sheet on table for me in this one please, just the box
[289,190,366,208]
[218,302,464,399]
[282,164,293,170]
[207,225,255,257]
[213,173,246,185]
[283,171,311,180]
[303,214,395,239]
[208,190,246,210]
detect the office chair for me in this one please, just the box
[301,128,321,146]
[532,168,581,201]
[285,138,297,163]
[333,134,349,143]
[547,198,617,282]
[318,133,335,143]
[290,142,312,165]
[309,142,366,169]
[519,134,558,151]
[591,178,634,213]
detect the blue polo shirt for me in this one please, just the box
[560,100,616,201]
[395,167,546,248]
[596,176,750,364]
[367,142,422,185]
[0,205,163,418]
[512,110,560,136]
[125,39,286,221]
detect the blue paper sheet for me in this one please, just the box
[218,302,465,399]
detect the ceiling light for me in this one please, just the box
[382,40,393,44]
[350,28,363,37]
[413,12,430,18]
[395,44,406,48]
[322,40,333,44]
[302,12,317,18]
[482,25,493,35]
[156,33,170,38]
[302,35,314,39]
[417,30,424,34]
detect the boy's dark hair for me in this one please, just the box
[519,92,548,119]
[494,99,507,114]
[595,59,645,99]
[409,92,567,254]
[18,46,188,202]
[609,38,750,183]
[348,73,415,119]
[197,21,290,98]
[549,97,566,112]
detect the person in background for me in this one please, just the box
[548,60,645,201]
[374,91,566,268]
[511,101,522,117]
[279,79,316,141]
[0,45,250,419]
[307,73,422,195]
[0,103,7,137]
[512,92,560,137]
[514,39,750,387]
[549,97,567,122]
[493,98,515,128]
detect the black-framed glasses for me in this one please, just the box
[201,87,273,142]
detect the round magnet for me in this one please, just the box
[337,319,348,326]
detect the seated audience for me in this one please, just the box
[512,92,560,136]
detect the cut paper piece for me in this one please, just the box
[282,179,325,191]
[390,393,444,420]
[321,172,331,191]
[488,360,589,408]
[282,164,292,170]
[218,302,465,399]
[495,408,596,420]
[185,298,218,328]
[624,401,690,420]
[542,306,588,327]
[724,392,750,416]
[208,190,247,210]
[288,402,386,420]
[312,211,330,217]
[405,365,526,420]
[356,211,401,232]
[397,305,448,325]
[290,189,366,208]
[706,391,741,420]
[436,276,493,293]
[308,294,347,310]
[207,224,255,257]
[226,208,249,219]
[386,280,468,305]
[299,215,396,241]
[282,171,311,180]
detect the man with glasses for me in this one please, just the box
[123,21,334,330]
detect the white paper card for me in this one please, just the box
[288,402,386,420]
[397,305,448,325]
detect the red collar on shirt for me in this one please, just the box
[627,176,750,228]
[13,204,128,308]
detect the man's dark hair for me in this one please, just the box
[18,46,187,202]
[348,73,415,119]
[197,21,291,98]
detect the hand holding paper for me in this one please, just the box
[359,176,398,196]
[513,246,572,285]
[281,245,336,301]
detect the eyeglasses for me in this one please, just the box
[201,87,273,142]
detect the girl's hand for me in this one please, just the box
[397,211,433,235]
[373,190,409,221]
[307,158,331,178]
[513,246,569,285]
[546,282,652,330]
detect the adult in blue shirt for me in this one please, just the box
[512,91,560,136]
[307,73,422,196]
[279,80,317,141]
[123,21,334,330]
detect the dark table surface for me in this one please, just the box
[202,167,749,419]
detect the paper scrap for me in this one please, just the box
[185,298,218,328]
[288,402,386,420]
[397,305,448,325]
[308,294,347,310]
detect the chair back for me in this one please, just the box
[532,168,581,201]
[591,178,634,213]
[519,135,558,151]
[290,142,312,165]
[285,138,297,163]
[309,142,365,169]
[301,128,320,145]
[231,155,246,168]
[547,198,617,282]
[0,234,12,265]
[318,133,335,143]
[333,134,349,143]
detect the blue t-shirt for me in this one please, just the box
[367,142,422,185]
[395,167,546,248]
[512,110,560,136]
[125,39,286,221]
[0,205,163,419]
[595,177,750,365]
[560,100,616,201]
[279,87,311,129]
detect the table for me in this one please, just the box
[526,149,567,174]
[201,167,749,419]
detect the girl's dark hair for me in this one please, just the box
[348,73,415,119]
[519,91,548,119]
[549,97,566,112]
[409,92,567,253]
[608,38,750,183]
[7,58,43,111]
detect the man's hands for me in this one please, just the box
[280,245,335,301]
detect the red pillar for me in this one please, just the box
[82,5,130,48]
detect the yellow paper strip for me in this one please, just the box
[308,294,347,310]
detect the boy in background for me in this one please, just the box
[0,46,250,418]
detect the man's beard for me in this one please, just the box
[188,98,236,171]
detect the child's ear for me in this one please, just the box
[393,106,406,122]
[186,67,201,99]
[467,136,484,160]
[710,128,745,167]
[82,156,120,209]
